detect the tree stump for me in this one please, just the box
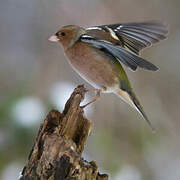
[20,85,108,180]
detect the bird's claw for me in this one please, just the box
[80,88,102,108]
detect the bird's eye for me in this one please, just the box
[61,32,66,36]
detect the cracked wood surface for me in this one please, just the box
[20,85,108,180]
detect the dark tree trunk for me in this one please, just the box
[20,85,108,180]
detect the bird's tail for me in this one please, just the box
[115,88,155,132]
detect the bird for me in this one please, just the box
[49,21,168,130]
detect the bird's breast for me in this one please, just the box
[65,42,119,91]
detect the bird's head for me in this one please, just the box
[49,25,86,50]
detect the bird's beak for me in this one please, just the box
[48,35,59,42]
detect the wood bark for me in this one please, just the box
[20,85,108,180]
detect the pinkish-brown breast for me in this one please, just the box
[65,41,119,91]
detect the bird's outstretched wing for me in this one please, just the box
[86,21,168,55]
[80,35,158,71]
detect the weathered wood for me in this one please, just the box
[20,85,108,180]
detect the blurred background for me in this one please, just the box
[0,0,180,179]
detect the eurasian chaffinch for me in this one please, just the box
[49,21,168,130]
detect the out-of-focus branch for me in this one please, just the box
[20,85,108,180]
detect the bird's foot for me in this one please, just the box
[80,88,102,108]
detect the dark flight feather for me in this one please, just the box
[80,35,158,71]
[91,21,168,55]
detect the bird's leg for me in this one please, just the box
[80,88,102,108]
